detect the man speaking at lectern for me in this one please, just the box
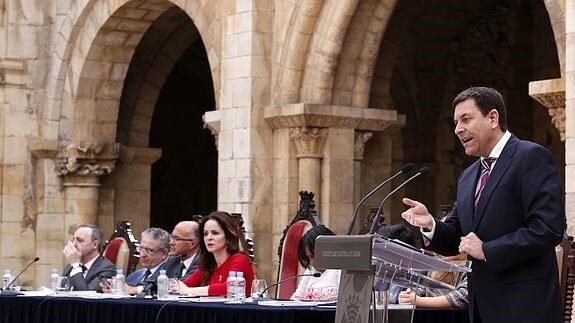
[401,87,565,323]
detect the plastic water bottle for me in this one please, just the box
[112,268,125,295]
[226,271,237,301]
[156,269,169,300]
[50,269,60,292]
[236,271,246,303]
[2,269,12,291]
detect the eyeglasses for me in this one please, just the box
[170,235,195,242]
[136,246,163,254]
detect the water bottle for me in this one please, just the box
[226,271,237,300]
[156,269,169,300]
[236,271,246,303]
[2,269,12,291]
[112,268,125,295]
[50,269,60,292]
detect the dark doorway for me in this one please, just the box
[149,39,217,231]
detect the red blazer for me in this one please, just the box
[183,252,254,296]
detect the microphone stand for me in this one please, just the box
[369,167,429,234]
[346,163,414,235]
[1,256,40,296]
[254,272,321,301]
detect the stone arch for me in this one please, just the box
[542,0,565,77]
[43,0,220,143]
[332,0,397,108]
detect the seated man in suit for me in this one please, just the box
[63,224,116,292]
[165,220,200,280]
[102,227,174,295]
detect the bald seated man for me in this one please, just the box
[165,220,200,279]
[63,224,116,292]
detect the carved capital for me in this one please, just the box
[265,103,404,132]
[529,79,565,141]
[203,110,220,150]
[56,141,120,177]
[354,131,373,161]
[289,127,328,158]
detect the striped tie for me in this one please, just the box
[474,157,496,207]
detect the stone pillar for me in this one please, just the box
[56,142,119,232]
[565,0,575,241]
[353,131,373,232]
[290,127,327,210]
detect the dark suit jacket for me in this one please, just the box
[63,255,116,292]
[125,259,178,286]
[164,253,200,280]
[430,135,565,323]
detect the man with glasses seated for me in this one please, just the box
[165,221,200,280]
[102,227,174,295]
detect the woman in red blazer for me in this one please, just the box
[178,211,254,296]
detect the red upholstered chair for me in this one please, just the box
[276,191,320,299]
[103,220,140,275]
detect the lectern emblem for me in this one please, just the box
[342,293,362,323]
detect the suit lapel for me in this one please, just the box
[473,136,518,230]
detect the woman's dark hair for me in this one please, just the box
[198,211,242,285]
[297,225,336,269]
[378,224,416,247]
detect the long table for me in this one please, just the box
[0,294,469,323]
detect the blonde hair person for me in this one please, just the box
[398,253,468,308]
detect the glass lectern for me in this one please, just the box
[315,235,471,323]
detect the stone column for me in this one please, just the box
[56,142,118,231]
[565,0,575,239]
[290,127,328,211]
[352,131,373,233]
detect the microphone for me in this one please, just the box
[346,163,414,235]
[257,272,321,299]
[369,167,429,234]
[1,256,40,296]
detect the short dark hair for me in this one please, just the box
[297,225,336,269]
[378,224,416,247]
[452,87,508,131]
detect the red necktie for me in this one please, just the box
[474,157,496,207]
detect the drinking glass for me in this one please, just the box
[56,276,70,295]
[250,279,268,299]
[168,278,181,299]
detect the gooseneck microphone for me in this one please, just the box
[1,256,40,296]
[369,167,430,234]
[346,163,414,235]
[258,272,321,299]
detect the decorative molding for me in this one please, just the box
[354,131,373,161]
[56,141,120,178]
[0,58,27,86]
[264,103,404,132]
[529,78,565,141]
[289,127,328,158]
[203,110,220,149]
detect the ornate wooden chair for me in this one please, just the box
[102,220,140,275]
[558,234,575,322]
[276,191,320,299]
[359,207,385,235]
